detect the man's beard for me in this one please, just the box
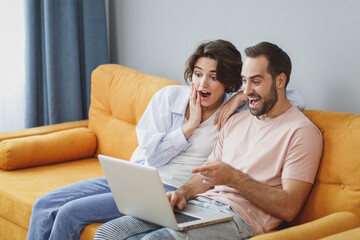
[249,81,278,117]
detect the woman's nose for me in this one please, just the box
[198,76,208,88]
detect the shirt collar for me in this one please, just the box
[169,86,190,115]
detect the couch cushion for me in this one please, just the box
[251,212,360,240]
[80,223,102,240]
[319,227,360,240]
[0,215,28,240]
[88,64,179,160]
[0,157,104,236]
[0,128,97,170]
[294,110,360,224]
[0,120,88,142]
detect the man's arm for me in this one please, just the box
[167,173,212,210]
[193,160,312,222]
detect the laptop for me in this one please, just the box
[98,154,233,231]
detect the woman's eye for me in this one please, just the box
[194,72,201,77]
[211,76,217,80]
[242,79,247,84]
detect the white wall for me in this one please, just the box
[107,0,360,114]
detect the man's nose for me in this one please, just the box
[243,83,252,96]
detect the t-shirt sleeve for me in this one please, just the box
[282,125,323,183]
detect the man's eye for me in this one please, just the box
[253,81,260,85]
[242,79,247,84]
[211,76,217,80]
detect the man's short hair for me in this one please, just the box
[245,42,291,87]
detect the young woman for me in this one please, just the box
[27,40,303,240]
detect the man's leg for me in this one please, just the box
[94,216,162,240]
[27,176,115,240]
[141,198,254,240]
[142,218,252,240]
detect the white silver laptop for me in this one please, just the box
[98,154,233,231]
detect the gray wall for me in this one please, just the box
[107,0,360,114]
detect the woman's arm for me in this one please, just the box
[130,87,190,167]
[214,91,247,130]
[287,88,305,111]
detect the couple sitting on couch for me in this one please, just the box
[27,40,322,240]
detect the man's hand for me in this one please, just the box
[166,172,213,210]
[167,190,187,210]
[192,160,236,186]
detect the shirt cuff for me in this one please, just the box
[169,127,191,151]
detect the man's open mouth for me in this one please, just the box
[249,98,260,107]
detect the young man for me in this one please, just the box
[94,42,323,240]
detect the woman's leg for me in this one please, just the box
[49,192,122,240]
[94,184,177,240]
[27,176,116,240]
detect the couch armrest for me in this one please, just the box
[0,123,97,170]
[251,212,360,240]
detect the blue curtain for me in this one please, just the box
[24,0,109,128]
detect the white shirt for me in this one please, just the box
[158,114,219,188]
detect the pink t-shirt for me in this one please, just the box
[199,106,323,235]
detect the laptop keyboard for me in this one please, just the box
[174,211,200,223]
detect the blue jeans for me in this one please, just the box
[94,197,254,240]
[26,176,177,240]
[27,176,119,240]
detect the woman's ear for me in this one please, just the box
[276,73,287,89]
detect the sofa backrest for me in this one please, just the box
[293,110,360,224]
[88,64,179,160]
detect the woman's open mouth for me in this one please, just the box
[200,91,211,101]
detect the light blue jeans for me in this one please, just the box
[26,176,176,240]
[94,197,254,240]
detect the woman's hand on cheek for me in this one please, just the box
[182,84,202,139]
[189,83,202,127]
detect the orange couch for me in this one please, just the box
[0,64,179,239]
[0,64,359,239]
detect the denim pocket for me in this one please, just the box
[231,214,253,238]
